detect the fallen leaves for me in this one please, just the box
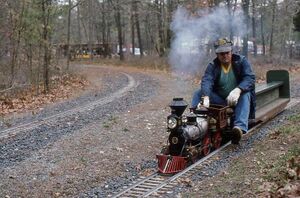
[258,155,300,197]
[277,181,300,197]
[0,74,89,116]
[288,67,300,73]
[258,181,278,193]
[177,178,194,187]
[140,168,156,176]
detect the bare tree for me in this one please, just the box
[156,0,165,57]
[242,0,250,57]
[131,0,135,56]
[258,0,266,55]
[269,0,277,57]
[1,0,300,97]
[109,0,124,60]
[252,0,258,56]
[40,0,52,92]
[66,0,72,70]
[133,0,144,57]
[7,0,26,86]
[66,0,82,70]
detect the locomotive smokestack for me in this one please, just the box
[169,98,188,117]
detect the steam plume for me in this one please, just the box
[169,6,246,74]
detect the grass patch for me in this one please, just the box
[80,156,88,165]
[288,113,300,122]
[263,145,300,187]
[108,115,118,124]
[102,116,118,128]
[257,114,300,196]
[274,113,300,135]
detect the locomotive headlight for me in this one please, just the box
[167,117,177,129]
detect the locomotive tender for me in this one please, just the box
[157,70,290,174]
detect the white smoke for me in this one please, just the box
[169,6,246,74]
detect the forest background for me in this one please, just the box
[0,0,299,95]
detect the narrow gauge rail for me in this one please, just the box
[111,142,230,198]
[112,70,293,198]
[0,73,137,139]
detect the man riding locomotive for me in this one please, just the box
[191,38,256,144]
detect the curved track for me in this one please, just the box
[0,73,137,139]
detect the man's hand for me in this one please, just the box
[197,96,210,108]
[227,87,242,106]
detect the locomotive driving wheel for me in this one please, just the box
[202,135,211,156]
[212,131,222,149]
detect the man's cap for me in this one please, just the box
[214,38,233,53]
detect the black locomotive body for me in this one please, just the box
[157,98,231,174]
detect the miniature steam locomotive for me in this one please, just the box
[156,98,232,174]
[156,70,291,175]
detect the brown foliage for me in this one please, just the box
[0,74,89,116]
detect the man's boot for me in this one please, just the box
[231,126,243,144]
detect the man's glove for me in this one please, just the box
[227,87,242,106]
[197,96,210,108]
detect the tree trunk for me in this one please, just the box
[101,0,107,57]
[242,0,250,58]
[269,0,277,58]
[27,43,33,84]
[134,0,143,57]
[145,12,158,55]
[156,0,165,57]
[88,0,93,60]
[260,0,266,56]
[41,0,51,93]
[8,0,26,87]
[66,0,72,70]
[252,0,257,56]
[166,0,172,49]
[77,6,82,56]
[131,0,135,56]
[106,3,111,58]
[260,13,266,55]
[114,0,124,60]
[226,0,234,40]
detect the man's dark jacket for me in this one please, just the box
[201,53,256,119]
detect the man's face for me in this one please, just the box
[216,51,232,65]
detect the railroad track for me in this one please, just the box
[111,142,230,198]
[111,98,300,198]
[0,73,137,139]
